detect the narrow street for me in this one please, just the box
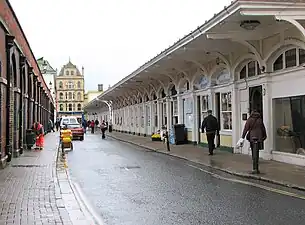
[67,133,305,225]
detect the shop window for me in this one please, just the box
[146,105,151,126]
[299,49,305,65]
[68,104,72,111]
[221,92,232,130]
[154,101,158,127]
[77,104,82,111]
[239,60,259,79]
[285,48,296,68]
[59,92,63,100]
[59,81,63,89]
[201,95,209,119]
[59,104,63,111]
[162,101,167,126]
[273,95,305,154]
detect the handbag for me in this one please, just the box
[246,118,258,141]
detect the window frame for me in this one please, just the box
[272,47,305,72]
[239,60,260,80]
[220,92,232,131]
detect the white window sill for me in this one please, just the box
[220,130,232,135]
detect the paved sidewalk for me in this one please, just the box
[0,132,71,225]
[107,132,305,191]
[0,132,98,225]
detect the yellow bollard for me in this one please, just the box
[64,160,68,168]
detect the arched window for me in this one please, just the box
[59,92,63,100]
[77,81,81,89]
[68,104,72,111]
[77,92,81,100]
[77,103,82,111]
[272,47,305,72]
[59,104,64,111]
[239,61,260,79]
[68,92,72,99]
[59,81,63,89]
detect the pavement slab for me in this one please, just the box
[107,131,305,191]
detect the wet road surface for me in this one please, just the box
[67,133,305,225]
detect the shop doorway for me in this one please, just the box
[215,93,221,122]
[197,96,201,143]
[249,85,263,117]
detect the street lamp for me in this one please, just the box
[94,97,113,123]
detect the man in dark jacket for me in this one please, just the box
[201,110,220,155]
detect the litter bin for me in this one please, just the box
[109,125,113,133]
[25,129,36,150]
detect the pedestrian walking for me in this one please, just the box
[48,118,55,132]
[100,120,107,139]
[239,110,267,174]
[32,122,44,151]
[201,110,220,155]
[90,120,95,134]
[55,119,60,131]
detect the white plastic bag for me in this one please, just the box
[236,138,245,148]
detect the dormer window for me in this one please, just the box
[71,71,74,75]
[66,71,69,75]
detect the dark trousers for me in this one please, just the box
[91,126,94,134]
[101,129,106,139]
[250,142,260,171]
[206,132,216,154]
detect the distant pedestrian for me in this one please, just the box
[240,110,267,174]
[100,120,107,139]
[55,120,60,131]
[201,110,220,155]
[90,120,95,134]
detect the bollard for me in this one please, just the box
[251,137,260,174]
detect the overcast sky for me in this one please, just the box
[10,0,231,91]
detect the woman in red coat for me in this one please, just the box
[33,122,44,150]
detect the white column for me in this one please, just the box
[166,98,172,131]
[262,81,272,160]
[232,83,239,153]
[177,95,183,124]
[191,93,198,144]
[128,105,131,133]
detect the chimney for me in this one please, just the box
[82,66,84,75]
[98,84,103,92]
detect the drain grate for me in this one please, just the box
[11,164,47,168]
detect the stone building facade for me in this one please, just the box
[0,0,54,167]
[85,0,305,167]
[55,61,85,119]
